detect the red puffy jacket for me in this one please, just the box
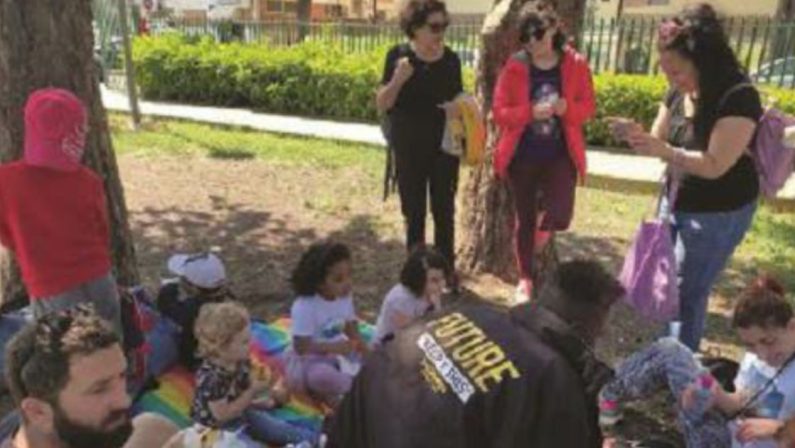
[492,48,596,181]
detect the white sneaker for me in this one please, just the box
[514,280,531,305]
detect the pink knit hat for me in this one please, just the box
[23,88,88,172]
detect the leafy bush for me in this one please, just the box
[133,35,795,146]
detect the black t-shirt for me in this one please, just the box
[327,303,601,448]
[515,64,567,164]
[665,81,762,212]
[381,44,463,147]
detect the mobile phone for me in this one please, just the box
[606,117,635,141]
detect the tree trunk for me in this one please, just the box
[777,0,795,19]
[0,0,139,305]
[459,0,584,289]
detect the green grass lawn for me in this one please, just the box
[110,114,384,173]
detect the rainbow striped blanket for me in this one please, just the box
[132,317,373,433]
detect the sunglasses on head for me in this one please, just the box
[427,21,449,34]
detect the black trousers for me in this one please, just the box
[391,120,459,267]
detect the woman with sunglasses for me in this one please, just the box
[377,0,463,289]
[492,8,596,303]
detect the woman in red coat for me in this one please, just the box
[492,9,596,303]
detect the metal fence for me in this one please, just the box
[149,18,484,67]
[581,16,795,88]
[101,11,795,88]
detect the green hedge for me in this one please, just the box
[133,34,795,146]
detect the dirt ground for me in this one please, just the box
[120,152,688,445]
[0,150,715,445]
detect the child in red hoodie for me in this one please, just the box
[0,88,120,334]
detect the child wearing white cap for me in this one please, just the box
[157,252,235,370]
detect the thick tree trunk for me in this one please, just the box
[0,0,139,305]
[459,0,583,288]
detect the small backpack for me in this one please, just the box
[720,83,795,198]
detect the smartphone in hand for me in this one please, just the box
[606,117,637,142]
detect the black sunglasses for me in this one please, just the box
[427,21,450,34]
[531,26,549,41]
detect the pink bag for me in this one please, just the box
[619,183,679,321]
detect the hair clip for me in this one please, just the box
[658,20,683,47]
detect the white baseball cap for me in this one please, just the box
[167,252,227,289]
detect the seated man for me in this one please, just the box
[1,305,178,448]
[327,260,624,448]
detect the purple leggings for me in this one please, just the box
[286,354,353,403]
[508,156,577,280]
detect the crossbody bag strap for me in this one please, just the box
[729,351,795,420]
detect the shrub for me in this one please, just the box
[133,35,795,146]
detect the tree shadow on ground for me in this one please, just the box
[168,125,257,160]
[130,202,410,321]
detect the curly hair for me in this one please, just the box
[4,305,119,407]
[290,242,352,296]
[732,276,792,330]
[194,301,250,360]
[399,0,448,39]
[658,3,745,148]
[517,7,567,52]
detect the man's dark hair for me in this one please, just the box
[5,305,120,407]
[291,242,352,296]
[399,0,448,39]
[537,260,625,338]
[400,246,450,297]
[732,276,792,330]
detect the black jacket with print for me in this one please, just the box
[327,302,611,448]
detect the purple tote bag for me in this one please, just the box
[619,183,679,321]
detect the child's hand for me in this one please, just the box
[736,418,784,443]
[680,380,719,412]
[250,378,270,396]
[351,338,369,355]
[323,340,354,356]
[270,380,290,406]
[251,396,278,410]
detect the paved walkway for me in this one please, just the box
[102,87,795,201]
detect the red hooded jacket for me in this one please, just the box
[492,48,596,180]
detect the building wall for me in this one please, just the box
[445,0,490,15]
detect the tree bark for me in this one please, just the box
[459,0,584,289]
[0,0,139,305]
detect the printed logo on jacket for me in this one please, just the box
[417,312,521,403]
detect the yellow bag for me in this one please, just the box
[442,93,486,166]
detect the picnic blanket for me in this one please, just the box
[132,317,373,432]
